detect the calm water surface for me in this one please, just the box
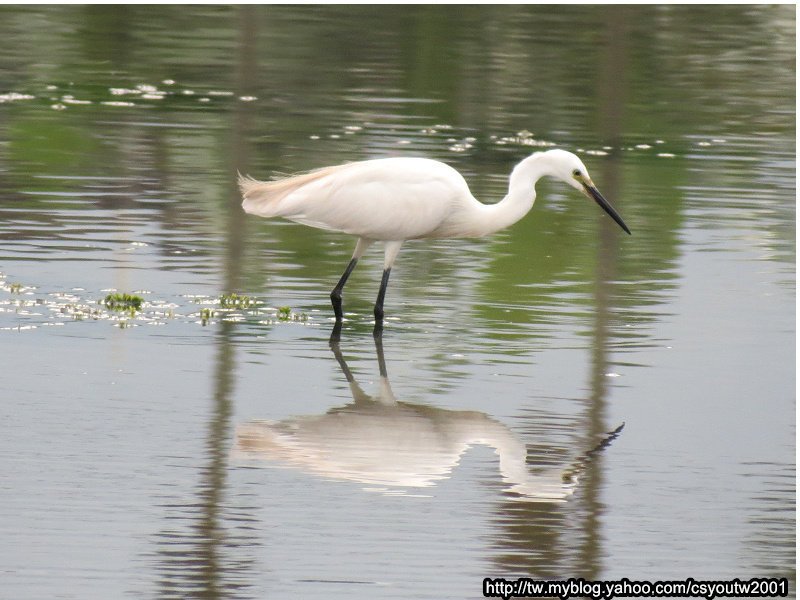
[0,6,795,599]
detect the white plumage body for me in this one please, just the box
[241,157,483,240]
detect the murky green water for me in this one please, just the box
[0,5,795,599]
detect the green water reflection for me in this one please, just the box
[0,5,794,599]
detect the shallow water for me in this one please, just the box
[0,5,795,599]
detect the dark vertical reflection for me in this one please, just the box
[78,5,133,67]
[576,5,631,579]
[154,8,260,599]
[226,6,259,293]
[490,499,569,577]
[488,7,632,579]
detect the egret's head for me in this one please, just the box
[541,149,631,235]
[538,149,590,191]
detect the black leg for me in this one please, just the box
[328,326,356,383]
[330,257,358,322]
[329,320,343,346]
[373,268,391,324]
[373,327,387,377]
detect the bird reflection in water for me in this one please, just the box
[234,330,623,501]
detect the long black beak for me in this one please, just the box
[583,183,631,235]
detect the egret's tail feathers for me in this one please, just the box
[238,174,283,216]
[238,164,354,217]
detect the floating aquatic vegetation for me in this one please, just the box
[219,292,254,309]
[0,92,35,103]
[199,307,214,325]
[59,302,104,321]
[4,281,36,295]
[495,130,556,148]
[0,282,316,333]
[61,95,92,105]
[276,306,308,322]
[102,293,143,311]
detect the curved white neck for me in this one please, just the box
[472,154,556,237]
[430,152,564,239]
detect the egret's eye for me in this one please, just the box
[572,169,582,178]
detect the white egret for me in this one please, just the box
[233,334,625,500]
[239,149,630,323]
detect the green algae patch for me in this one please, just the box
[219,293,254,309]
[102,293,143,312]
